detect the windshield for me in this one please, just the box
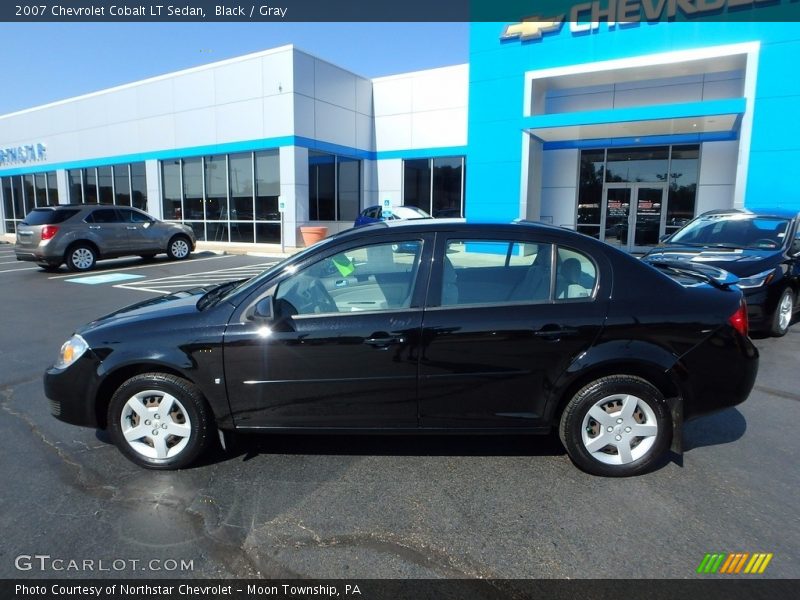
[669,214,790,250]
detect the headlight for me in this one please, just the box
[55,335,89,369]
[737,268,777,289]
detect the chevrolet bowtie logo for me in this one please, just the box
[502,16,564,41]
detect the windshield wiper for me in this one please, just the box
[197,279,247,310]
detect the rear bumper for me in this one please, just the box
[676,327,759,421]
[14,247,60,264]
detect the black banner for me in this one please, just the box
[3,579,799,600]
[1,0,800,22]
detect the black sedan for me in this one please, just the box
[643,208,800,336]
[45,220,758,477]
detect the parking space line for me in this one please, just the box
[47,253,233,279]
[114,260,278,294]
[0,266,38,274]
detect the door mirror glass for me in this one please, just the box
[252,296,274,321]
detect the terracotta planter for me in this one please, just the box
[300,226,328,246]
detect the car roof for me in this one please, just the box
[699,207,800,220]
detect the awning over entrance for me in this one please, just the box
[524,97,744,147]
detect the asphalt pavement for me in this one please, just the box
[0,243,797,580]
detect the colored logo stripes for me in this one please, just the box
[697,553,773,574]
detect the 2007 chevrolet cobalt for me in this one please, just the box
[45,221,758,476]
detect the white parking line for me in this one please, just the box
[0,266,38,274]
[47,253,233,279]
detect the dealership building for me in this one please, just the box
[1,19,798,251]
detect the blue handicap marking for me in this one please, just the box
[65,273,146,285]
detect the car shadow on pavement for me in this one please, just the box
[682,407,747,452]
[197,431,568,467]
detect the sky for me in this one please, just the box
[0,22,469,115]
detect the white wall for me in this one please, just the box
[696,140,739,214]
[540,149,579,228]
[372,65,468,152]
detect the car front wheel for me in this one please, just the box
[166,235,191,260]
[107,373,212,469]
[559,375,671,477]
[770,288,794,337]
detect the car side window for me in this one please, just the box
[86,208,121,224]
[274,240,423,317]
[555,247,597,301]
[123,209,152,223]
[441,239,552,306]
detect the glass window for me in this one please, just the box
[404,159,431,214]
[114,164,131,206]
[606,147,668,183]
[122,209,152,223]
[46,172,59,206]
[182,158,203,221]
[670,214,790,249]
[2,177,14,220]
[205,155,228,241]
[97,166,113,203]
[130,162,147,211]
[337,157,360,222]
[68,169,83,203]
[577,149,604,231]
[666,145,700,232]
[256,222,280,243]
[11,176,24,219]
[275,240,422,316]
[162,161,182,219]
[229,153,253,221]
[83,168,98,203]
[432,157,463,218]
[255,150,280,221]
[308,151,336,221]
[86,208,121,223]
[556,247,597,301]
[35,173,48,207]
[23,174,35,214]
[442,240,552,306]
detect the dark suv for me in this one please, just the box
[643,208,800,336]
[14,204,196,272]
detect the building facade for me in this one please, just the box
[1,21,798,250]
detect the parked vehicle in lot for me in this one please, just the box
[45,220,758,476]
[643,208,800,336]
[354,204,430,227]
[15,204,196,272]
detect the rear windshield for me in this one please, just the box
[22,208,80,226]
[670,214,790,250]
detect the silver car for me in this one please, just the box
[14,204,196,272]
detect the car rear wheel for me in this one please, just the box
[66,244,97,272]
[559,375,671,477]
[167,235,191,260]
[770,288,794,337]
[37,262,60,272]
[107,373,213,470]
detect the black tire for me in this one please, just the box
[770,288,794,337]
[139,253,157,261]
[559,375,671,477]
[107,373,213,470]
[166,235,191,261]
[65,243,97,272]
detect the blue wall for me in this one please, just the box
[467,21,800,220]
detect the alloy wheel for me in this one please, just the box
[580,393,659,465]
[119,390,192,460]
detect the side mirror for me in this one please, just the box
[252,296,274,321]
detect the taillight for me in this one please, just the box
[728,300,749,336]
[41,225,59,241]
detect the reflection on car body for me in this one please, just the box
[45,220,758,476]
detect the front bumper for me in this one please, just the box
[44,351,104,428]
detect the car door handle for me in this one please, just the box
[88,225,101,230]
[364,334,405,348]
[533,326,579,340]
[126,226,138,230]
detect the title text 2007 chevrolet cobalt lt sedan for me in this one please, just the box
[45,221,758,476]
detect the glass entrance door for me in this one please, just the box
[602,184,667,252]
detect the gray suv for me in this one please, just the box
[15,204,196,272]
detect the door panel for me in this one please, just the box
[86,208,130,254]
[223,236,433,428]
[418,235,609,429]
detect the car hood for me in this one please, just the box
[78,287,211,335]
[644,246,780,276]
